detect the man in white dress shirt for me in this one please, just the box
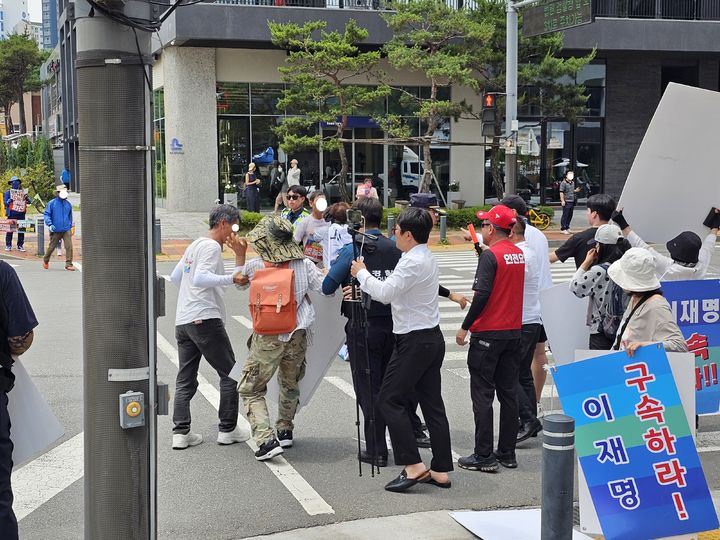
[351,207,453,493]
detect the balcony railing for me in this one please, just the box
[594,0,720,20]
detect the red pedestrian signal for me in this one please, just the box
[483,93,495,109]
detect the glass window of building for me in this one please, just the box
[217,82,249,115]
[152,88,166,205]
[250,83,284,115]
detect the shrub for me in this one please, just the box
[239,210,263,230]
[535,206,554,218]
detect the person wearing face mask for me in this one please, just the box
[559,170,581,234]
[293,191,330,266]
[3,176,31,252]
[42,185,76,271]
[272,162,288,213]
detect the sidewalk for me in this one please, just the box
[4,197,586,263]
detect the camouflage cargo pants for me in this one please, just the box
[238,330,307,445]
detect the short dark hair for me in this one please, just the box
[209,204,240,229]
[397,207,432,244]
[308,189,325,202]
[587,194,616,222]
[353,197,383,228]
[328,202,350,224]
[597,237,630,265]
[288,185,307,198]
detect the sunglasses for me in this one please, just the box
[479,222,492,228]
[287,195,303,201]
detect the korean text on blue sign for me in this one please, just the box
[553,344,718,540]
[663,279,720,414]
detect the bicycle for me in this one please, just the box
[527,205,551,230]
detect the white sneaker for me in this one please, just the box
[217,424,251,445]
[561,230,570,235]
[172,432,203,450]
[537,402,544,418]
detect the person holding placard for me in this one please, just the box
[3,177,31,252]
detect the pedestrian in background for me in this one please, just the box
[559,170,580,234]
[169,204,250,450]
[244,163,261,213]
[456,205,524,473]
[272,161,288,213]
[287,159,301,188]
[355,178,378,200]
[351,207,453,493]
[42,185,76,271]
[0,260,38,539]
[236,215,326,461]
[4,176,31,252]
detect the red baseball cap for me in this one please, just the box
[476,205,517,229]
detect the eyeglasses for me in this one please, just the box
[479,222,492,228]
[287,195,303,201]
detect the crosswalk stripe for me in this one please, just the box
[232,315,253,329]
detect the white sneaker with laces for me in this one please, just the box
[217,424,251,445]
[172,432,203,450]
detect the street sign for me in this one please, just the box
[522,0,594,38]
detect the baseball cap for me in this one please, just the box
[476,205,517,229]
[499,195,528,216]
[587,223,624,245]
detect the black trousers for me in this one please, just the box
[245,186,260,212]
[468,336,521,458]
[379,326,453,472]
[173,319,239,434]
[0,389,17,539]
[589,332,614,350]
[560,201,575,230]
[517,324,542,424]
[345,316,394,457]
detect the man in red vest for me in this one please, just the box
[456,205,525,473]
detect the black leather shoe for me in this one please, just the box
[384,468,430,493]
[415,434,432,448]
[516,418,542,443]
[426,477,452,489]
[458,453,498,472]
[494,451,518,469]
[359,451,388,468]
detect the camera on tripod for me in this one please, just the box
[346,209,363,230]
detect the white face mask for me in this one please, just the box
[231,223,240,233]
[315,197,328,212]
[59,191,68,200]
[567,173,574,181]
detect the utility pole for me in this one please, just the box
[75,0,158,537]
[505,0,518,196]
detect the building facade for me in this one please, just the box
[0,0,29,39]
[41,0,58,49]
[13,19,42,47]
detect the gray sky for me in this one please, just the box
[29,0,41,22]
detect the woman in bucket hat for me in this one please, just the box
[570,223,631,350]
[607,247,688,357]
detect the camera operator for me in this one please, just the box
[322,198,400,467]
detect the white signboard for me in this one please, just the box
[619,83,720,244]
[539,283,590,365]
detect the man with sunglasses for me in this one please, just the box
[456,205,525,473]
[281,185,310,228]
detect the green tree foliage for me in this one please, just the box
[382,0,493,193]
[269,19,390,202]
[15,138,32,168]
[0,34,46,134]
[468,0,595,198]
[33,137,54,171]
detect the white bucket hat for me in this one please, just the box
[587,223,624,245]
[607,247,661,293]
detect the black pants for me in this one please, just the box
[517,324,542,424]
[589,332,614,350]
[379,326,453,472]
[560,201,575,231]
[173,319,239,434]
[468,336,521,458]
[0,390,17,539]
[345,316,394,457]
[245,186,260,213]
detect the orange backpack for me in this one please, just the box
[249,262,297,335]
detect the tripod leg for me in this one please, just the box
[349,302,363,477]
[361,307,378,477]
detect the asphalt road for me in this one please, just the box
[9,247,720,539]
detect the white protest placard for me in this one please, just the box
[619,83,720,244]
[539,283,590,365]
[9,360,65,467]
[230,291,345,409]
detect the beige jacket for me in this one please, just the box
[618,295,688,353]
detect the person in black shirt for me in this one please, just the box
[550,194,616,269]
[0,261,39,538]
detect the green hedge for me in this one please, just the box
[382,204,554,229]
[240,210,263,230]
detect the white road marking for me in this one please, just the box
[156,331,334,516]
[161,274,171,282]
[232,315,253,329]
[73,262,82,271]
[12,433,85,521]
[698,430,720,453]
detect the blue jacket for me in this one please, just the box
[4,179,31,218]
[44,197,73,233]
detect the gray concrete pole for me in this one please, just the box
[439,214,447,242]
[505,1,518,196]
[75,4,157,538]
[541,414,575,540]
[36,217,44,257]
[388,214,395,236]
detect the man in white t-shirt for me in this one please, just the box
[169,204,250,450]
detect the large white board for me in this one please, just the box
[231,291,345,409]
[619,83,720,244]
[539,283,590,365]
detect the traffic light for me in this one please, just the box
[482,92,497,138]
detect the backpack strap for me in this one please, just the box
[612,294,653,350]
